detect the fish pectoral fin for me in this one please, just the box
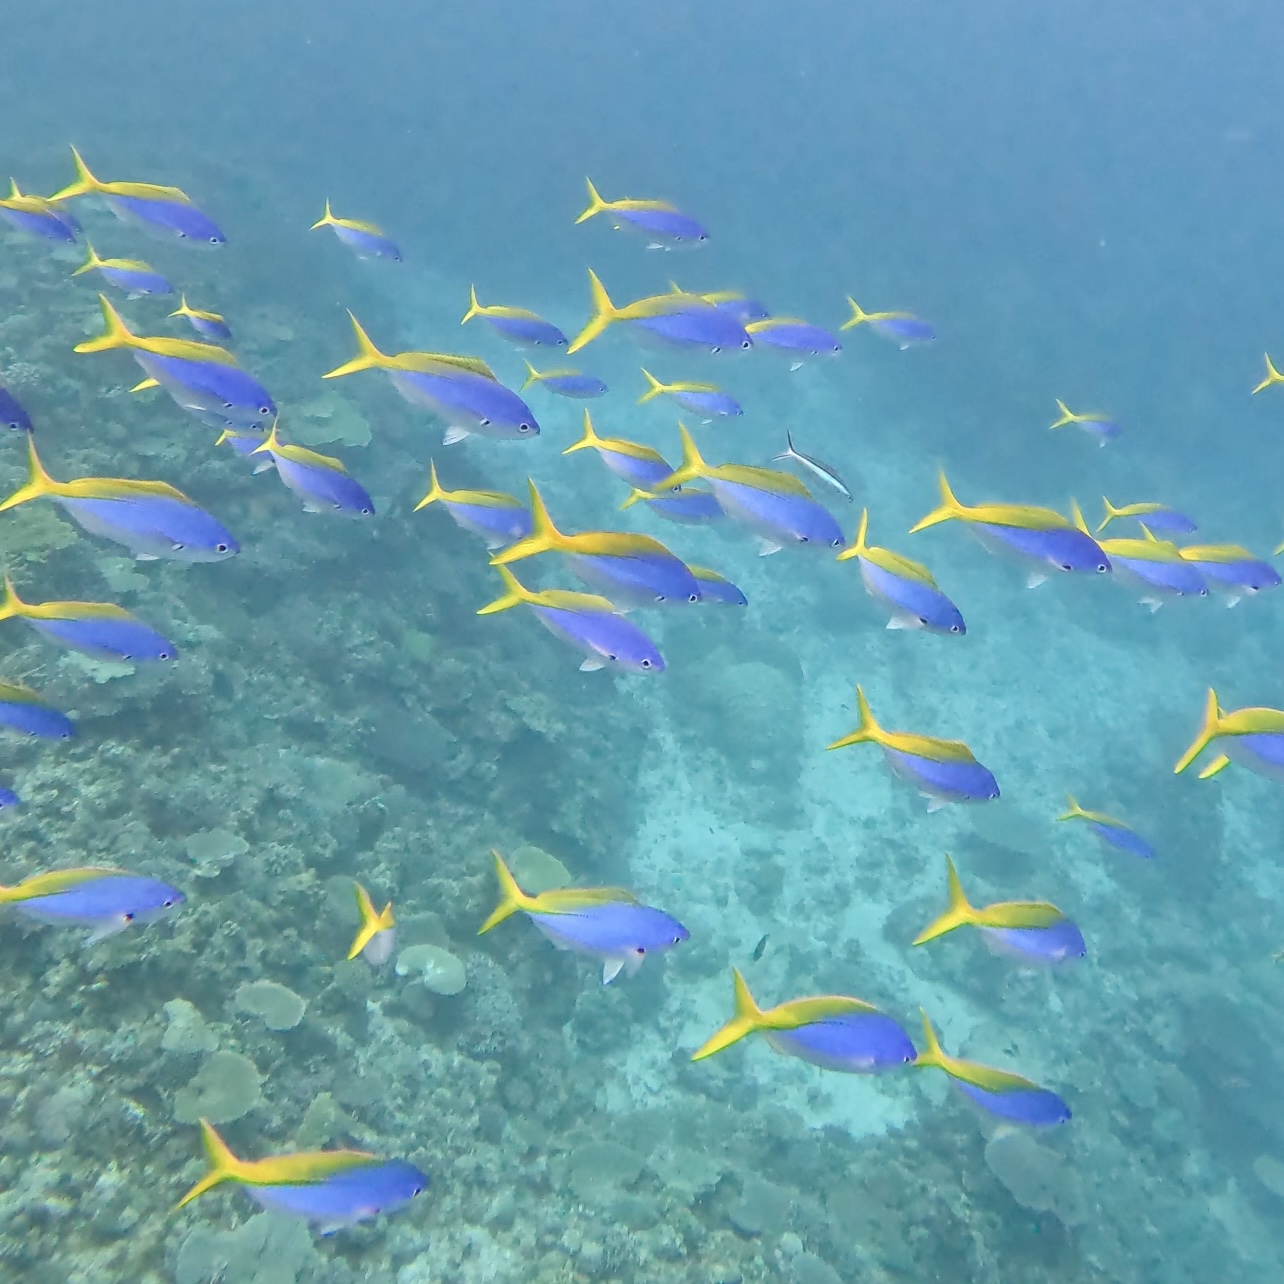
[1025,571,1048,589]
[579,657,606,672]
[924,796,947,813]
[789,361,803,372]
[251,461,274,475]
[602,958,626,984]
[1224,595,1241,608]
[442,426,469,446]
[86,914,132,944]
[757,539,783,557]
[1140,596,1163,612]
[135,553,159,562]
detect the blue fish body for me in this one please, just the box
[566,552,702,608]
[639,489,725,526]
[25,615,177,662]
[530,602,664,673]
[0,695,74,740]
[614,206,708,246]
[870,315,936,347]
[271,455,374,517]
[58,495,238,562]
[594,452,676,492]
[715,297,770,323]
[882,748,1000,806]
[1086,820,1155,860]
[0,786,18,809]
[528,900,688,981]
[691,569,747,605]
[182,313,234,344]
[136,352,275,428]
[1,204,80,242]
[766,1013,917,1073]
[11,872,184,939]
[668,387,743,418]
[632,307,752,354]
[246,1160,427,1231]
[974,522,1111,575]
[96,264,172,297]
[858,559,965,634]
[105,194,225,245]
[953,1079,1071,1126]
[0,386,32,432]
[1136,508,1196,535]
[1188,555,1280,595]
[751,320,842,356]
[443,500,532,548]
[538,372,608,398]
[1226,732,1284,783]
[330,223,401,261]
[482,314,567,348]
[387,370,539,441]
[982,920,1086,965]
[1109,554,1207,599]
[711,479,845,551]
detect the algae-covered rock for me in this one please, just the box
[293,392,371,447]
[509,843,572,894]
[294,1091,352,1150]
[234,980,307,1031]
[185,828,249,879]
[396,944,467,995]
[728,1174,792,1237]
[174,1050,263,1124]
[568,1140,646,1205]
[2,506,78,563]
[162,999,218,1055]
[650,1147,725,1204]
[984,1130,1086,1227]
[175,1211,317,1284]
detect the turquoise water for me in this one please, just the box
[3,3,1284,1280]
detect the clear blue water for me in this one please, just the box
[2,3,1284,1280]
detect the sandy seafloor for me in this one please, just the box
[2,186,1284,1284]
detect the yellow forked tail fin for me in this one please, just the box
[489,480,561,565]
[73,294,136,354]
[908,471,964,533]
[840,297,871,331]
[322,312,390,379]
[836,508,871,562]
[567,270,618,354]
[912,855,977,945]
[826,685,882,751]
[413,461,446,512]
[0,433,59,512]
[310,199,336,230]
[347,882,394,960]
[575,177,609,224]
[521,360,543,391]
[461,284,483,325]
[637,368,666,403]
[1253,354,1284,395]
[1173,688,1223,775]
[562,409,603,456]
[477,565,536,616]
[174,1120,245,1209]
[49,145,102,202]
[691,969,766,1060]
[478,850,537,932]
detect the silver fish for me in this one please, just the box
[772,432,852,502]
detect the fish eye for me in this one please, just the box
[208,236,220,244]
[740,340,751,350]
[830,537,844,548]
[160,650,173,660]
[710,345,722,355]
[124,913,135,922]
[1096,563,1109,573]
[799,536,810,544]
[637,947,646,955]
[163,898,176,908]
[688,593,699,603]
[361,506,373,515]
[640,658,652,669]
[480,417,492,427]
[949,623,961,633]
[518,423,532,433]
[216,543,229,553]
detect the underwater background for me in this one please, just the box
[3,1,1284,1280]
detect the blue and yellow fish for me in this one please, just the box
[841,298,935,348]
[170,297,233,344]
[576,179,709,248]
[478,567,665,674]
[827,686,999,810]
[657,424,844,554]
[0,681,74,740]
[1049,398,1119,444]
[480,850,687,982]
[462,286,566,348]
[0,179,80,242]
[914,855,1085,964]
[1068,505,1205,609]
[745,316,841,368]
[177,1120,427,1234]
[688,565,747,606]
[911,472,1110,585]
[837,509,965,634]
[311,200,401,261]
[414,462,531,549]
[1177,541,1280,605]
[0,384,32,433]
[0,434,238,562]
[76,296,275,431]
[72,243,172,298]
[1097,497,1196,536]
[667,284,770,323]
[0,576,176,662]
[1,867,184,941]
[692,969,916,1072]
[562,410,676,491]
[492,482,702,607]
[324,314,538,444]
[50,147,225,244]
[348,882,395,965]
[915,1011,1071,1126]
[521,361,607,399]
[1057,795,1154,860]
[250,421,374,518]
[1252,354,1284,395]
[568,271,750,355]
[638,369,743,419]
[620,486,725,527]
[1174,688,1284,783]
